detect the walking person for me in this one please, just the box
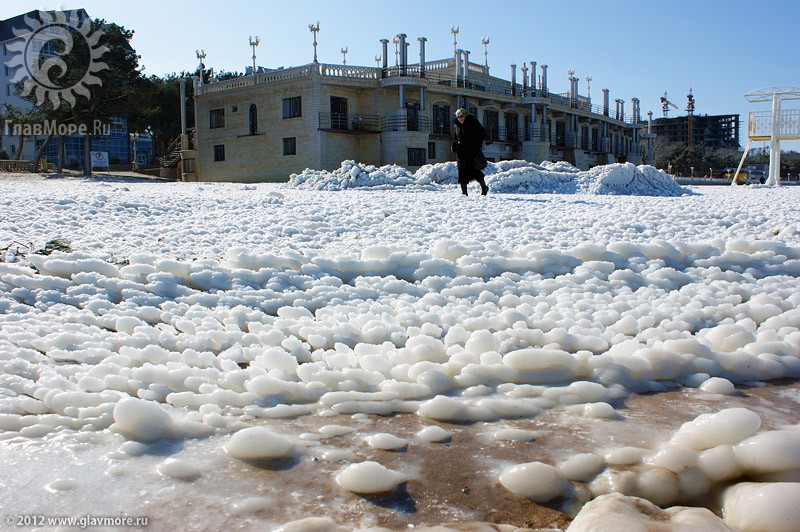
[451,108,489,196]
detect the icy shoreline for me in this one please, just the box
[1,165,800,530]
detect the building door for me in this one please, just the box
[331,96,348,130]
[484,110,499,141]
[555,121,566,146]
[406,103,420,131]
[505,113,519,142]
[432,105,450,136]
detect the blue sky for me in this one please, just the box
[4,0,799,151]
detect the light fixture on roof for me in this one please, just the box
[481,36,489,67]
[451,25,459,52]
[249,36,260,74]
[341,46,348,65]
[308,21,320,63]
[195,49,206,85]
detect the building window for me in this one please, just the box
[330,96,348,130]
[283,97,301,119]
[249,104,258,135]
[408,148,425,167]
[283,137,296,155]
[484,110,499,141]
[213,144,225,161]
[406,102,420,132]
[505,113,519,142]
[432,105,450,136]
[209,108,225,129]
[428,142,436,159]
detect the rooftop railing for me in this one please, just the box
[198,60,636,124]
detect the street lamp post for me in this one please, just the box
[249,36,260,74]
[308,21,320,63]
[690,166,694,178]
[131,132,139,172]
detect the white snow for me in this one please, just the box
[1,162,800,530]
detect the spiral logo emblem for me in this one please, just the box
[5,10,108,109]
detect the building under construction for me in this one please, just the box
[651,90,739,149]
[651,114,740,149]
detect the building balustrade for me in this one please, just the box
[318,113,381,132]
[198,62,635,125]
[379,115,430,133]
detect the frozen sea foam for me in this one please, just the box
[223,426,298,461]
[334,461,410,494]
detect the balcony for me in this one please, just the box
[380,115,431,133]
[318,113,380,133]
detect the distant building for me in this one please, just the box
[651,114,740,149]
[0,9,152,167]
[0,10,91,159]
[36,117,153,168]
[188,35,650,182]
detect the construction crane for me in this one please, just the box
[660,91,679,117]
[660,89,696,147]
[686,88,695,148]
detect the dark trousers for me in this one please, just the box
[461,176,488,195]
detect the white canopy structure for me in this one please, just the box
[733,86,800,187]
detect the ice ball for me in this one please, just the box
[499,461,571,502]
[558,453,605,482]
[364,433,408,451]
[723,482,800,532]
[334,461,409,494]
[671,408,761,450]
[417,425,452,443]
[699,377,736,395]
[223,426,296,461]
[734,430,800,474]
[112,397,175,442]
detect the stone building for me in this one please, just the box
[191,34,648,182]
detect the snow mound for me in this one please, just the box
[579,163,688,196]
[288,159,688,196]
[288,160,439,191]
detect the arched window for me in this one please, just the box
[249,104,258,135]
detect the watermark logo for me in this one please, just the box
[5,10,109,109]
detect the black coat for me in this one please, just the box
[451,114,487,183]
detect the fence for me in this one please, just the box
[0,160,51,172]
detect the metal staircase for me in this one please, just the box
[158,129,195,168]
